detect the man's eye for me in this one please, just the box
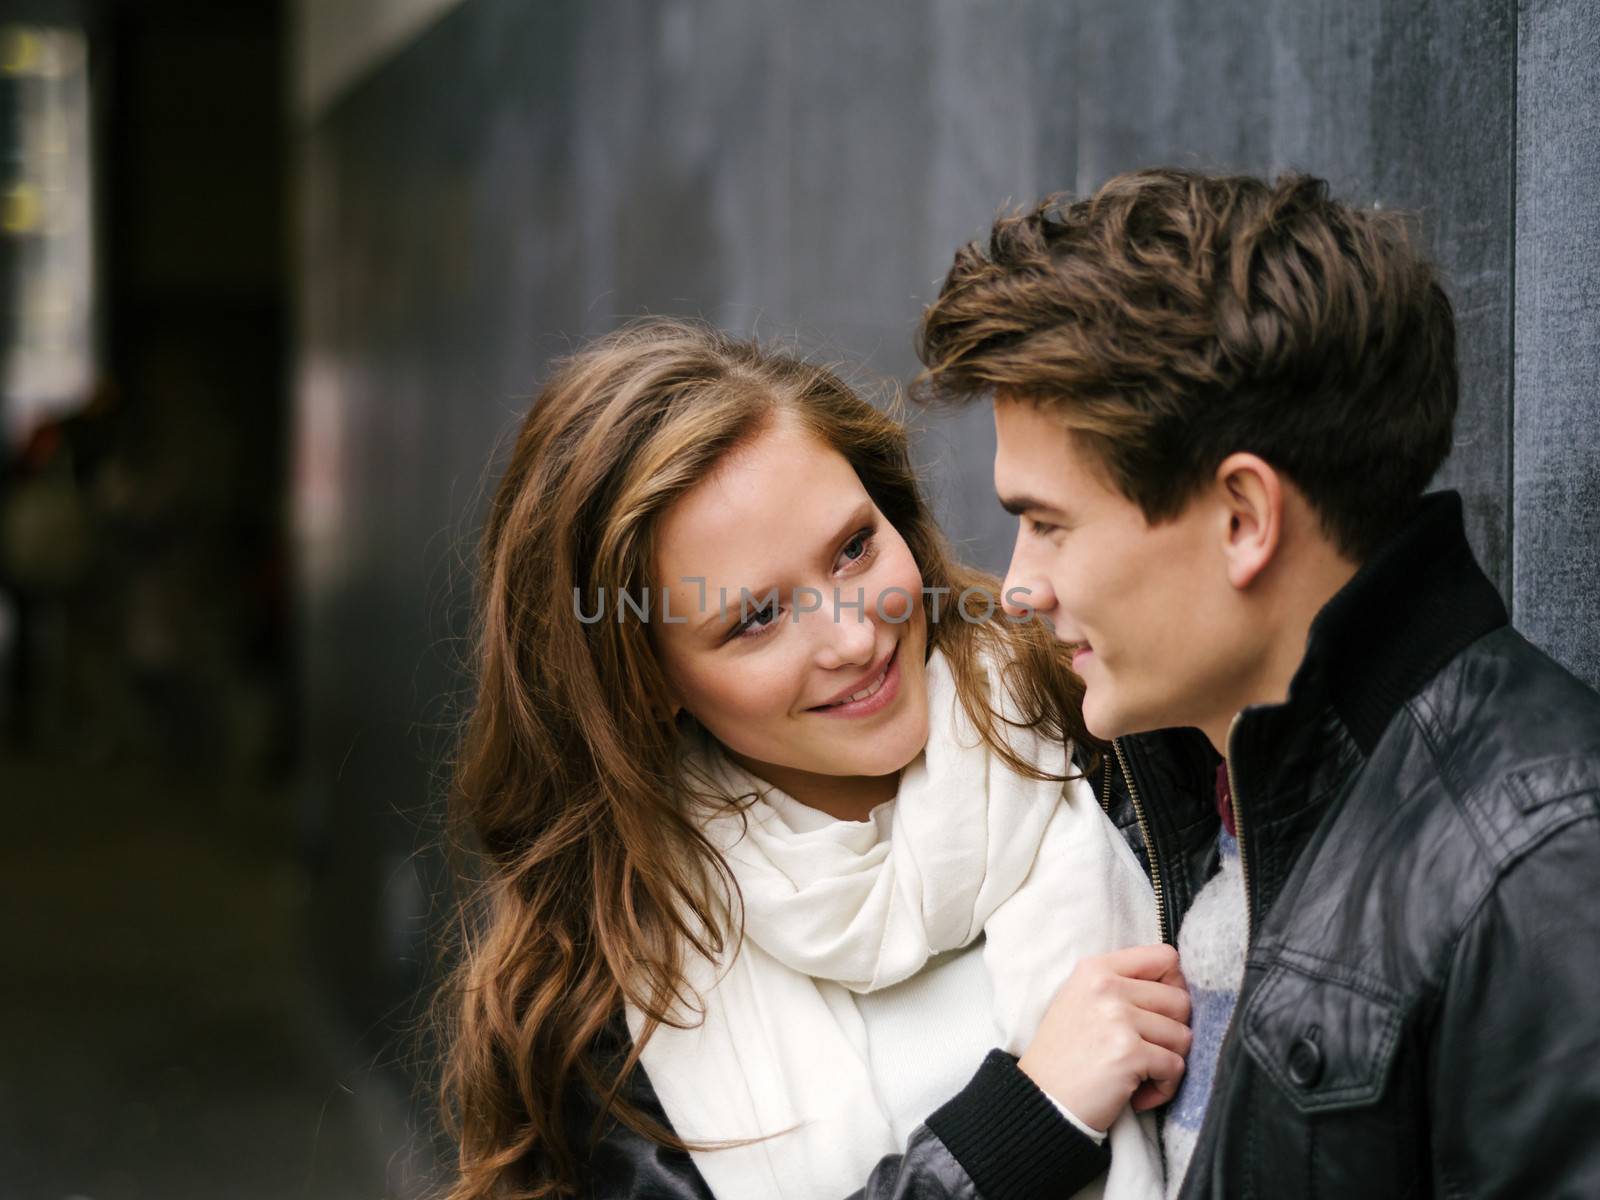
[1028,518,1061,537]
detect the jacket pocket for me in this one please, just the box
[1239,956,1406,1114]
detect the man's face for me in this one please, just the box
[993,396,1256,741]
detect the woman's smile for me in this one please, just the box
[807,642,902,718]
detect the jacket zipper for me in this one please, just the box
[1113,738,1171,945]
[1223,712,1253,946]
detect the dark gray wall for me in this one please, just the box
[290,0,1598,1173]
[1515,0,1600,694]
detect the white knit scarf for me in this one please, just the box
[627,647,1165,1200]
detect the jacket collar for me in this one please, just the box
[1228,491,1508,813]
[1307,490,1508,755]
[1215,492,1507,921]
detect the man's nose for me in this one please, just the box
[1002,534,1058,622]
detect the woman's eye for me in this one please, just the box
[734,604,782,639]
[1028,518,1061,538]
[836,528,877,570]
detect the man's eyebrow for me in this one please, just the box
[998,493,1067,517]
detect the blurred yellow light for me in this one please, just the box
[3,184,42,234]
[1,25,41,75]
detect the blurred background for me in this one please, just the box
[0,1,1595,1197]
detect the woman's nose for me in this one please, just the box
[813,595,877,670]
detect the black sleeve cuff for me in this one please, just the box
[925,1049,1112,1200]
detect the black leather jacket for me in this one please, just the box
[1105,491,1600,1198]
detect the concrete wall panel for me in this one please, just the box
[1514,0,1600,687]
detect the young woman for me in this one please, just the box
[434,319,1188,1200]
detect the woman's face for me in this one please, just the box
[652,413,931,793]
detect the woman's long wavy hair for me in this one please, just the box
[435,318,1092,1199]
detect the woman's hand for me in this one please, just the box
[1017,943,1192,1132]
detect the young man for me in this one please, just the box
[913,168,1600,1197]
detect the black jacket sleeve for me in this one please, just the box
[569,1043,1110,1199]
[845,1050,1113,1200]
[1429,817,1600,1197]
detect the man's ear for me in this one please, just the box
[1215,452,1283,590]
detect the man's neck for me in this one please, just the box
[1202,546,1362,757]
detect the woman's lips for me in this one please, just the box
[810,644,901,718]
[1070,645,1094,670]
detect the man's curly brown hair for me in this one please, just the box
[913,167,1459,560]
